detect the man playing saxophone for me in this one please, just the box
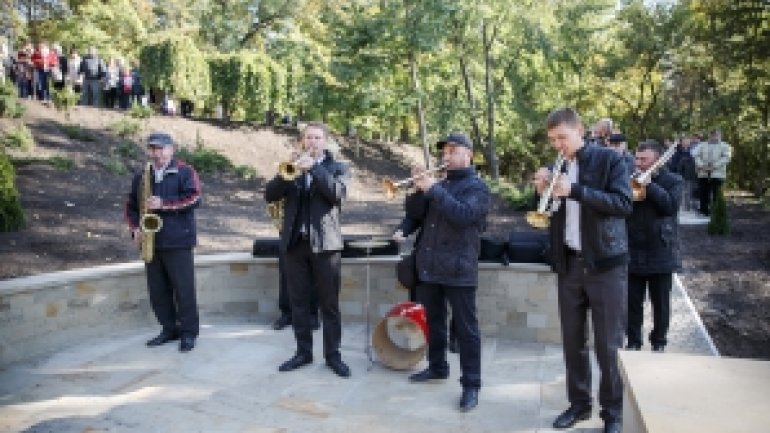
[125,132,202,353]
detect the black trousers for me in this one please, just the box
[417,282,481,389]
[284,240,342,361]
[278,252,318,318]
[145,248,199,338]
[627,273,672,348]
[557,255,627,422]
[698,177,724,215]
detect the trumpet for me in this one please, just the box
[383,163,449,200]
[278,152,311,181]
[631,143,677,201]
[526,154,567,229]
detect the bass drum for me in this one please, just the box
[372,301,428,370]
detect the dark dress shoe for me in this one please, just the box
[408,368,449,383]
[604,420,622,433]
[179,336,195,352]
[458,388,479,412]
[325,358,351,378]
[553,405,592,429]
[625,343,641,351]
[652,344,665,352]
[272,315,292,330]
[278,354,313,372]
[146,332,179,347]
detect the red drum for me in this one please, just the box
[372,301,429,370]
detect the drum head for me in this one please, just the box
[372,307,428,371]
[385,316,427,351]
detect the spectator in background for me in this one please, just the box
[130,60,144,106]
[31,41,55,102]
[103,57,119,109]
[590,118,614,147]
[66,50,82,93]
[15,43,33,99]
[692,128,732,215]
[79,47,104,106]
[667,136,698,211]
[605,133,635,174]
[50,43,67,91]
[118,64,133,110]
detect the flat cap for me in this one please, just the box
[437,132,473,150]
[147,132,174,147]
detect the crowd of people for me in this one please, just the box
[1,39,145,110]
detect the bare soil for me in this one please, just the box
[2,101,768,360]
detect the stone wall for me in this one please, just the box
[0,253,558,367]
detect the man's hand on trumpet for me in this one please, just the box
[551,174,572,198]
[412,164,437,192]
[532,167,551,195]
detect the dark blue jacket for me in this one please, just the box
[126,159,202,250]
[627,168,683,274]
[548,144,633,274]
[264,151,348,253]
[400,167,490,287]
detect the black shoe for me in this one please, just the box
[448,337,459,354]
[179,336,195,352]
[625,343,641,351]
[408,368,449,383]
[146,331,179,347]
[553,405,592,429]
[278,354,313,372]
[652,344,665,352]
[458,388,479,412]
[604,420,622,433]
[325,358,351,378]
[272,315,292,330]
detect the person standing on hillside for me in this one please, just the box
[79,47,104,106]
[264,122,352,378]
[534,108,631,433]
[125,132,202,353]
[692,128,732,215]
[626,140,683,353]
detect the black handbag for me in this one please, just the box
[479,236,510,265]
[507,231,549,264]
[252,237,280,257]
[396,252,418,290]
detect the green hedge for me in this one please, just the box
[139,36,211,102]
[0,153,25,232]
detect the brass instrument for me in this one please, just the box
[526,154,567,229]
[278,152,311,181]
[383,163,449,200]
[139,162,163,262]
[631,144,678,201]
[266,200,284,232]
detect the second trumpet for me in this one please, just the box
[383,163,448,199]
[278,152,310,181]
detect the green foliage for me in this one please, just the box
[129,104,154,119]
[51,86,80,120]
[0,152,25,232]
[486,178,537,211]
[233,164,257,180]
[115,140,139,158]
[111,118,141,138]
[707,191,730,236]
[11,156,75,170]
[2,124,35,151]
[60,124,97,142]
[102,157,128,175]
[176,147,232,174]
[208,52,278,121]
[0,82,25,119]
[139,36,211,102]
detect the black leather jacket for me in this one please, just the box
[400,167,490,287]
[264,150,348,253]
[548,144,633,274]
[627,168,683,274]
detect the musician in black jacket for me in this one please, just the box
[536,108,632,433]
[397,132,490,412]
[264,122,351,378]
[626,140,683,352]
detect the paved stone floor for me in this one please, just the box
[0,273,714,433]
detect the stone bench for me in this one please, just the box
[619,351,770,433]
[0,253,557,367]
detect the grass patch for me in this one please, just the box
[11,155,75,170]
[486,178,537,211]
[2,124,35,151]
[51,86,80,119]
[176,147,232,174]
[111,118,141,138]
[234,164,257,180]
[102,157,127,175]
[0,82,26,119]
[60,123,97,142]
[129,104,153,119]
[115,140,139,158]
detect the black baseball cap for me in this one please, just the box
[147,132,174,147]
[437,132,473,150]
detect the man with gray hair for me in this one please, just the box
[693,128,732,215]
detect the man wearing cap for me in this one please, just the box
[125,132,202,352]
[402,131,490,412]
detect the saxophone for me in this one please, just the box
[139,162,163,262]
[266,200,284,232]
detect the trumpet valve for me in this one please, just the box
[525,211,550,229]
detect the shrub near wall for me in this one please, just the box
[0,153,25,232]
[139,36,211,105]
[208,52,286,122]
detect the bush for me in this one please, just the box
[707,190,730,235]
[51,86,80,120]
[176,147,232,174]
[102,157,127,175]
[129,104,153,119]
[116,140,139,158]
[2,124,35,151]
[234,164,257,180]
[0,152,25,232]
[111,118,141,138]
[487,179,537,211]
[11,156,75,170]
[60,123,97,142]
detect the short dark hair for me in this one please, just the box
[637,139,663,156]
[300,121,330,140]
[546,107,582,130]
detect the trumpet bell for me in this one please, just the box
[278,162,299,181]
[525,211,550,229]
[383,178,398,200]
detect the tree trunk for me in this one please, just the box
[459,55,482,156]
[410,54,430,167]
[482,20,499,180]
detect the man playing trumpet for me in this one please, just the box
[397,132,490,412]
[264,122,352,378]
